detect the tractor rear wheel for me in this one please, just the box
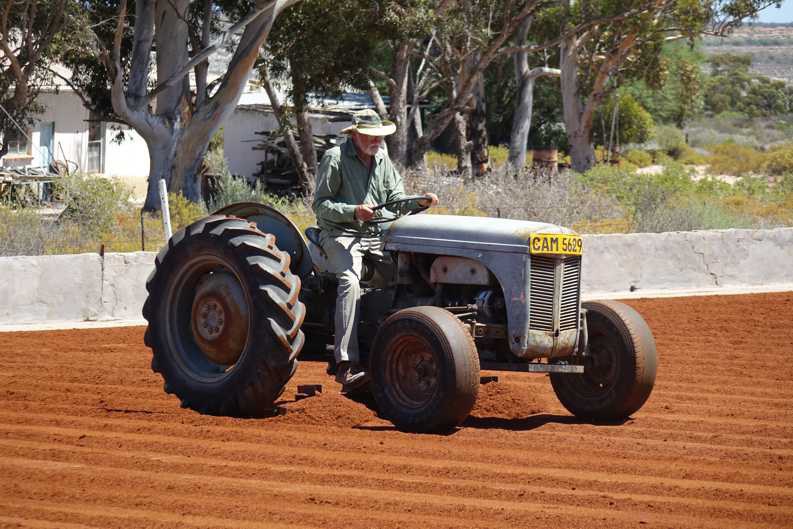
[142,215,305,417]
[370,306,479,432]
[550,300,656,421]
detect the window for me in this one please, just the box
[86,112,104,173]
[4,127,30,155]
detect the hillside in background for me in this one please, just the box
[703,23,793,82]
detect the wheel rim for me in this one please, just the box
[570,333,621,397]
[384,335,439,409]
[165,254,250,383]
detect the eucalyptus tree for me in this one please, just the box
[260,0,384,193]
[96,0,299,210]
[557,0,778,172]
[0,0,78,159]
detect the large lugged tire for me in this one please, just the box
[550,300,657,421]
[142,215,306,417]
[370,306,479,432]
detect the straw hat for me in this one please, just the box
[341,109,396,136]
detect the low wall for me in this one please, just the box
[1,228,792,326]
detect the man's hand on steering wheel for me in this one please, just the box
[354,204,376,222]
[417,192,439,208]
[356,194,440,224]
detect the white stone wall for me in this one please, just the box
[1,228,792,327]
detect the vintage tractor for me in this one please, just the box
[142,199,657,431]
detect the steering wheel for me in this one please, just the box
[366,194,431,224]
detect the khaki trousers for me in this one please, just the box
[316,235,385,364]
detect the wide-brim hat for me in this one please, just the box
[341,109,396,136]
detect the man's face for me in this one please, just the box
[351,131,383,157]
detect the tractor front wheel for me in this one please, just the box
[370,306,479,432]
[550,300,657,421]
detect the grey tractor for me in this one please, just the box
[142,198,657,432]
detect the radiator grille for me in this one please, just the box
[560,256,582,331]
[529,255,581,333]
[529,256,555,332]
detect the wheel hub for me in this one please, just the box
[390,337,438,406]
[190,271,249,366]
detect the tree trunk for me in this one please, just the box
[454,111,471,177]
[368,79,389,120]
[508,18,533,171]
[406,70,426,170]
[143,137,177,209]
[470,73,489,177]
[111,0,300,211]
[261,68,313,195]
[560,33,595,173]
[387,40,411,167]
[291,65,317,175]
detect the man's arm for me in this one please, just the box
[312,150,357,223]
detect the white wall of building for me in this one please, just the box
[103,123,150,178]
[35,90,90,170]
[223,107,279,180]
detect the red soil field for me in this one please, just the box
[1,292,792,528]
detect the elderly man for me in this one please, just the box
[312,109,439,390]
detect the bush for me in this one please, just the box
[764,143,793,176]
[405,165,624,230]
[57,174,134,239]
[0,205,50,256]
[653,125,686,158]
[207,161,290,213]
[623,149,653,168]
[677,145,708,165]
[706,143,766,176]
[167,192,207,229]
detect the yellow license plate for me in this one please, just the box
[529,233,583,256]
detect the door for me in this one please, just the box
[38,122,54,168]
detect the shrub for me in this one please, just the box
[623,149,653,168]
[167,192,207,229]
[677,145,708,165]
[488,145,510,168]
[706,143,766,176]
[207,162,290,213]
[57,174,134,239]
[764,143,793,176]
[653,125,686,158]
[410,165,625,230]
[0,205,50,256]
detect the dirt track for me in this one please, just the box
[1,293,792,528]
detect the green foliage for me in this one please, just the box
[57,174,133,238]
[529,122,568,150]
[627,43,705,127]
[623,149,653,168]
[764,143,793,176]
[653,125,687,157]
[594,93,655,148]
[167,193,207,230]
[703,53,793,117]
[706,143,766,176]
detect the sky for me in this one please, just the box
[755,1,793,23]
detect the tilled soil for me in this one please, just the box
[1,293,792,528]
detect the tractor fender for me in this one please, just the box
[214,202,314,280]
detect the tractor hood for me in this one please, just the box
[384,214,574,254]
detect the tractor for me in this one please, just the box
[142,198,657,432]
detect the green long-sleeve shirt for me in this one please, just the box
[312,139,421,237]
